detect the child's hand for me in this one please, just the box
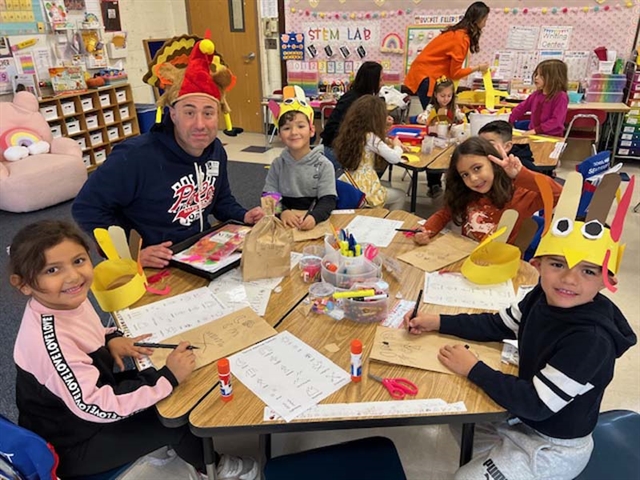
[413,227,433,245]
[488,143,522,179]
[107,334,154,371]
[524,129,536,136]
[299,214,316,231]
[391,136,408,151]
[280,210,301,229]
[404,312,440,334]
[166,342,196,384]
[475,64,490,73]
[438,344,479,376]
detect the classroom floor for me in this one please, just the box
[213,131,640,479]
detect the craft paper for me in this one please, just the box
[398,233,477,272]
[370,326,503,375]
[423,272,516,311]
[229,331,350,422]
[149,307,277,370]
[289,210,333,242]
[344,216,404,248]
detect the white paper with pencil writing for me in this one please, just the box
[229,331,350,422]
[370,326,503,375]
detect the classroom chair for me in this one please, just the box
[320,101,336,130]
[263,436,407,480]
[575,410,640,480]
[562,109,607,158]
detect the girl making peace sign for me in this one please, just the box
[413,137,562,245]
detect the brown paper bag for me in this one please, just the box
[241,197,293,281]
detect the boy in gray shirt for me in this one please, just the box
[263,99,336,230]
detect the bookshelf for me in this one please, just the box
[38,84,140,172]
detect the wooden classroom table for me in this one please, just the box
[392,144,456,213]
[190,210,539,479]
[423,133,562,175]
[115,210,389,427]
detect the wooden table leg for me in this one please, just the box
[459,422,475,466]
[203,437,218,480]
[410,170,418,213]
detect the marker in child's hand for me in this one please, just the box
[408,289,423,331]
[134,342,199,350]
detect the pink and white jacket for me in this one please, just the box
[14,298,177,450]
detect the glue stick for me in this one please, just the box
[350,339,363,382]
[217,358,233,402]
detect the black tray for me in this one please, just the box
[169,220,247,280]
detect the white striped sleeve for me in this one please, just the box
[533,364,594,413]
[498,304,521,335]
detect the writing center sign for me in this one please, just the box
[302,23,380,46]
[538,26,572,51]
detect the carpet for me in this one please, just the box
[0,160,267,422]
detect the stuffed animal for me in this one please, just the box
[0,128,50,162]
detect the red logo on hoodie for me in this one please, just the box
[169,171,216,225]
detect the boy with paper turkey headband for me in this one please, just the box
[405,171,637,479]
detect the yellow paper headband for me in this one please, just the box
[534,171,635,292]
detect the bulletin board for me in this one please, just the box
[0,0,46,36]
[284,0,640,88]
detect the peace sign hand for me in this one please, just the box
[488,143,522,179]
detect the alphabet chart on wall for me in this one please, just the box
[229,331,350,422]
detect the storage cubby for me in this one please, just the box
[39,84,140,172]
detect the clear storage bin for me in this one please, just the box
[587,74,627,93]
[321,250,382,289]
[584,91,624,103]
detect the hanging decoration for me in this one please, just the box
[380,33,403,54]
[291,1,638,18]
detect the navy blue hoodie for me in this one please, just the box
[73,116,247,246]
[440,285,636,439]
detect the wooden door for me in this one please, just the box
[186,0,263,133]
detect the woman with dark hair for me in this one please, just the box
[320,61,385,169]
[403,1,491,196]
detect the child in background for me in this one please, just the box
[333,95,408,211]
[413,137,561,245]
[416,77,466,127]
[264,99,336,230]
[406,173,636,480]
[10,220,257,480]
[509,59,569,137]
[479,120,548,174]
[416,77,467,198]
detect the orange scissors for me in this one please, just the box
[368,373,418,399]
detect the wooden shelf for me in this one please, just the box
[39,84,140,172]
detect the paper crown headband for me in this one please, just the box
[534,171,635,292]
[268,85,314,124]
[461,209,526,285]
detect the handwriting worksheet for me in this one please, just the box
[229,331,350,422]
[344,216,405,248]
[115,287,233,342]
[423,272,516,311]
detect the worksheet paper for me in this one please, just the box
[229,331,351,422]
[381,299,416,328]
[208,253,302,316]
[116,287,233,342]
[423,272,516,311]
[263,399,467,422]
[344,216,405,248]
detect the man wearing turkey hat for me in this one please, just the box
[73,36,264,268]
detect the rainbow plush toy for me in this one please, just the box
[534,171,635,292]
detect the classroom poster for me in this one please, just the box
[280,32,304,61]
[505,26,539,51]
[564,51,591,82]
[537,26,572,51]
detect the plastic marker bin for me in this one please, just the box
[321,250,382,289]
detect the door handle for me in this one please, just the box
[244,52,256,61]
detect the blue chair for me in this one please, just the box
[264,436,407,480]
[575,410,640,480]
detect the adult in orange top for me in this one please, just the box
[404,2,491,109]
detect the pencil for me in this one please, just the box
[302,199,318,223]
[395,228,421,233]
[408,289,423,331]
[134,342,199,350]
